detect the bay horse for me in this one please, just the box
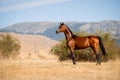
[56,22,107,65]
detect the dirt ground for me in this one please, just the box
[0,60,120,80]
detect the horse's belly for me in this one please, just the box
[75,45,88,49]
[75,42,90,49]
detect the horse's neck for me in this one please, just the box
[64,29,73,41]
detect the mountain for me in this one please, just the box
[0,21,57,34]
[0,20,120,42]
[0,21,84,40]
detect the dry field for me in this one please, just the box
[0,33,120,80]
[0,60,120,80]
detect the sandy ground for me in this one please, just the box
[0,60,120,80]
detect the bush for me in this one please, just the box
[51,32,120,62]
[0,34,21,59]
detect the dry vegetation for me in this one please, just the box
[0,60,120,80]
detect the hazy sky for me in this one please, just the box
[0,0,120,28]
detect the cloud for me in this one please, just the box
[0,0,71,13]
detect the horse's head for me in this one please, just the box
[56,22,67,34]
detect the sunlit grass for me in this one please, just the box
[0,60,120,80]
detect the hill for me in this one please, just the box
[0,32,58,60]
[0,20,120,44]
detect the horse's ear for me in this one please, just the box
[60,22,64,25]
[60,22,62,25]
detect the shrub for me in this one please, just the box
[0,34,21,59]
[51,32,120,62]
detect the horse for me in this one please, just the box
[56,22,107,65]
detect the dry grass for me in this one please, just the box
[0,33,120,80]
[0,60,120,80]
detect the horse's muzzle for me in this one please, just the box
[56,30,59,34]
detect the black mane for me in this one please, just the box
[66,26,76,37]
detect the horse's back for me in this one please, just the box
[87,36,99,43]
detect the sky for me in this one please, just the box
[0,0,120,28]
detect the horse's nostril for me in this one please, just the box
[56,30,58,34]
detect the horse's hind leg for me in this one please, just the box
[91,47,101,65]
[96,53,101,65]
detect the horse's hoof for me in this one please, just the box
[99,63,101,65]
[73,62,76,65]
[96,62,101,65]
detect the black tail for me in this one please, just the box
[97,36,107,56]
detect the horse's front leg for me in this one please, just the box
[70,49,76,65]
